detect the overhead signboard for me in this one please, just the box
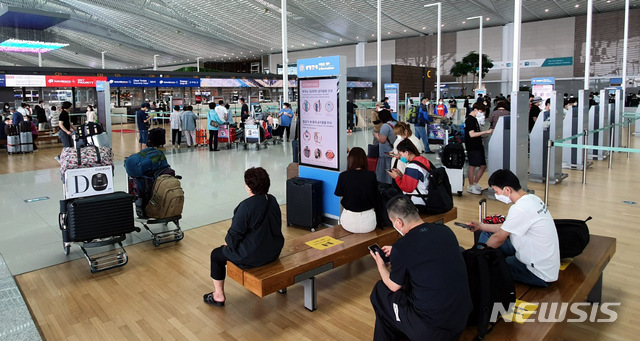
[5,74,46,87]
[46,76,107,87]
[297,56,340,78]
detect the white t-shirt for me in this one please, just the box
[215,106,228,122]
[170,110,182,129]
[501,194,560,282]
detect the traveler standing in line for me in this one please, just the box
[224,103,233,124]
[50,106,60,132]
[2,103,9,116]
[371,102,384,145]
[278,102,293,142]
[209,101,226,151]
[465,102,492,195]
[11,107,24,127]
[136,103,152,150]
[488,101,510,130]
[239,98,250,127]
[17,102,28,117]
[369,196,472,341]
[205,167,284,307]
[35,101,47,127]
[466,169,560,287]
[373,109,397,184]
[346,99,358,133]
[382,97,391,110]
[433,98,448,117]
[57,101,75,148]
[448,97,457,119]
[170,105,182,147]
[86,105,97,123]
[529,96,543,133]
[182,105,198,148]
[334,147,379,234]
[26,115,38,150]
[413,97,434,154]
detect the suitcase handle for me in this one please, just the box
[478,199,487,222]
[75,145,101,166]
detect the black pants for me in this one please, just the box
[347,112,355,130]
[209,129,218,150]
[210,246,229,280]
[283,125,290,140]
[370,281,462,341]
[171,129,181,145]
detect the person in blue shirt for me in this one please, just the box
[382,97,391,110]
[182,106,198,147]
[11,107,24,127]
[278,102,294,142]
[208,101,226,151]
[413,98,434,154]
[136,103,152,149]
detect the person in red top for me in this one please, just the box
[387,139,431,213]
[433,99,448,117]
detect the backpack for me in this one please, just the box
[409,160,454,214]
[125,148,169,178]
[145,174,184,219]
[441,142,466,169]
[406,106,418,124]
[554,216,591,258]
[375,182,402,228]
[462,244,516,339]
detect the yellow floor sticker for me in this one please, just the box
[560,258,574,271]
[305,236,344,250]
[502,300,539,323]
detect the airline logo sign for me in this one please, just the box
[5,75,46,87]
[46,76,107,87]
[107,77,200,87]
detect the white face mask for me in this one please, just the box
[476,112,485,125]
[438,101,443,105]
[392,219,404,236]
[495,189,512,204]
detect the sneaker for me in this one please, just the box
[473,184,483,191]
[54,155,60,163]
[467,185,481,195]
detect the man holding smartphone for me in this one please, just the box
[369,196,471,341]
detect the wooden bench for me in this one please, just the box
[460,234,616,340]
[227,207,458,311]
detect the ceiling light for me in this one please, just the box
[575,4,580,7]
[371,34,375,37]
[486,17,490,21]
[441,24,444,27]
[463,21,466,24]
[388,31,391,34]
[403,29,407,32]
[340,38,343,41]
[356,36,359,39]
[313,42,316,45]
[422,27,426,30]
[545,8,549,12]
[0,39,68,53]
[326,40,329,43]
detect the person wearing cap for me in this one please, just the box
[136,103,152,149]
[58,101,75,148]
[528,96,543,133]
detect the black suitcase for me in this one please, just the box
[286,177,323,231]
[84,122,104,136]
[441,142,466,169]
[292,139,299,163]
[62,191,136,242]
[149,127,166,147]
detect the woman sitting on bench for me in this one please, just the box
[204,167,285,307]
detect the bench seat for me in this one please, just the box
[460,234,616,340]
[228,207,458,310]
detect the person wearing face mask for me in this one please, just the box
[465,103,492,195]
[371,102,384,145]
[433,98,448,117]
[369,195,472,341]
[413,97,434,154]
[465,169,560,287]
[278,102,293,141]
[387,139,430,213]
[392,122,424,173]
[529,96,543,133]
[205,167,284,307]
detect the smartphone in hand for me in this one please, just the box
[454,222,474,230]
[369,244,390,265]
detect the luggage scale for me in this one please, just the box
[60,168,139,273]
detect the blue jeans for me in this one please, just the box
[479,231,549,287]
[139,129,148,144]
[413,125,431,152]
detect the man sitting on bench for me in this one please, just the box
[467,169,560,287]
[369,196,472,341]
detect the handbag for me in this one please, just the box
[209,120,219,128]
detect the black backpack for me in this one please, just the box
[554,216,591,258]
[409,160,454,214]
[462,244,516,339]
[441,142,466,169]
[375,183,401,228]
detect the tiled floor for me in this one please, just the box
[0,128,384,275]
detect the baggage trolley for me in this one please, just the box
[243,123,269,150]
[59,185,139,273]
[127,170,185,247]
[218,123,239,149]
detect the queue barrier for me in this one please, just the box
[544,114,640,205]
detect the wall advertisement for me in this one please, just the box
[299,78,339,170]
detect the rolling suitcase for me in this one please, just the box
[196,129,207,146]
[19,131,33,153]
[442,142,466,169]
[87,132,110,147]
[7,135,20,154]
[148,127,166,147]
[286,177,323,231]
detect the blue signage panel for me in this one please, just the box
[531,77,555,85]
[297,56,341,78]
[0,75,5,87]
[107,77,200,87]
[384,83,399,90]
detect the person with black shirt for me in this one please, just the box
[369,195,472,341]
[136,103,152,149]
[346,99,358,133]
[239,98,250,127]
[205,167,284,307]
[465,102,492,195]
[382,97,391,110]
[58,101,75,148]
[529,96,542,132]
[35,101,47,127]
[334,147,378,233]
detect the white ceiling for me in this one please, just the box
[0,0,636,70]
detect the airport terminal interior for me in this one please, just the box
[0,0,639,340]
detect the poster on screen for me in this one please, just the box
[299,78,339,170]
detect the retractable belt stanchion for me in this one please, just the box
[544,139,553,205]
[582,130,588,184]
[609,125,615,169]
[628,118,632,158]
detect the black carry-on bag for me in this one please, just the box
[286,177,323,231]
[59,191,140,273]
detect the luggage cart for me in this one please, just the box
[218,123,239,149]
[243,123,269,150]
[59,181,139,273]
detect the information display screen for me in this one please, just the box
[299,78,339,170]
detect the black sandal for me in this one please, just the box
[203,292,225,307]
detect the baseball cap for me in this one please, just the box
[531,96,543,103]
[141,103,150,108]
